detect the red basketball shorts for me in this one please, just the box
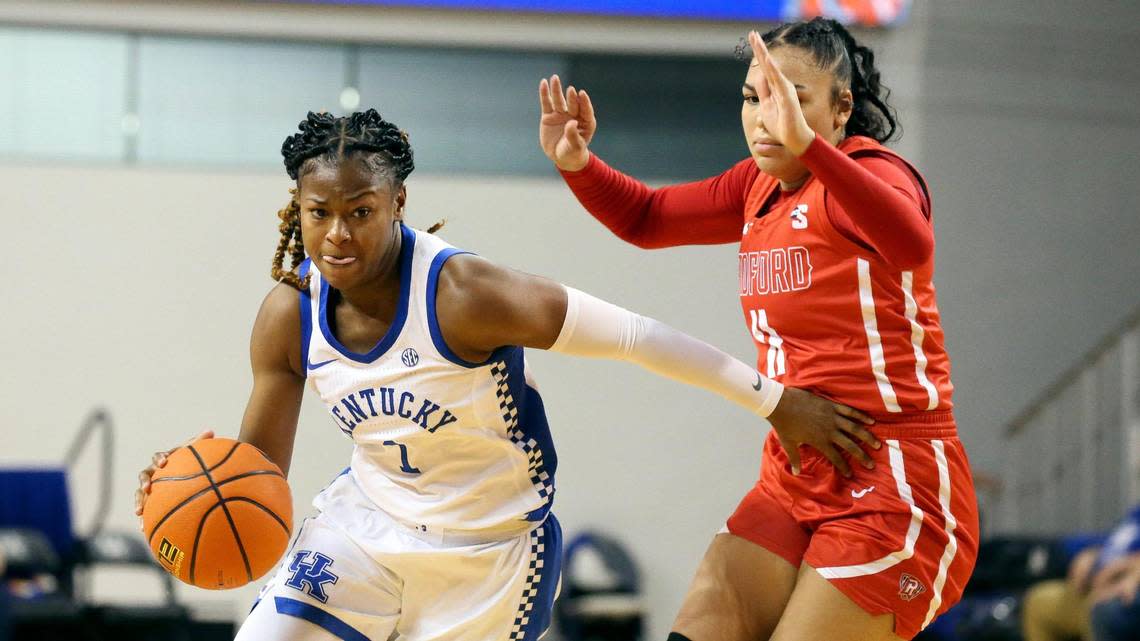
[726,425,979,640]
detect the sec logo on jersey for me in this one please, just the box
[401,348,420,367]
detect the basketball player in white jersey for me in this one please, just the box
[135,110,878,641]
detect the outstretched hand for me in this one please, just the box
[747,31,816,157]
[538,74,596,172]
[767,387,879,478]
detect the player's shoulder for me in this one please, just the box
[843,136,919,170]
[253,279,305,349]
[434,252,546,325]
[260,280,304,319]
[436,252,503,309]
[249,280,305,374]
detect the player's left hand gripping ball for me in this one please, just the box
[141,437,293,589]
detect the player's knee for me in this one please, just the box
[673,581,758,640]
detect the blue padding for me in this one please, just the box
[274,596,369,641]
[0,469,74,559]
[1059,532,1109,561]
[1092,596,1140,641]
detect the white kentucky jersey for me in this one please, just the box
[297,224,556,537]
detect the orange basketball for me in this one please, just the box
[142,437,293,590]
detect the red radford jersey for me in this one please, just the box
[739,136,953,423]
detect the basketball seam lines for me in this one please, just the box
[223,497,291,536]
[187,444,254,584]
[145,470,284,545]
[189,501,225,585]
[151,440,243,483]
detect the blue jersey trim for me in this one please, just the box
[426,247,514,368]
[490,348,557,522]
[317,224,416,364]
[519,514,563,641]
[273,597,369,641]
[520,383,557,522]
[298,258,313,379]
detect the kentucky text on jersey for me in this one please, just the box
[738,246,814,296]
[330,387,460,434]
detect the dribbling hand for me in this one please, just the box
[538,74,596,172]
[135,429,214,529]
[767,388,879,478]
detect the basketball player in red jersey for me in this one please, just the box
[538,18,979,641]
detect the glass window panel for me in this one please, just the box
[0,27,128,160]
[357,47,565,176]
[137,37,347,167]
[569,54,748,179]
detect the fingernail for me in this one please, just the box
[864,461,875,469]
[792,465,801,475]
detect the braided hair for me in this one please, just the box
[271,109,416,291]
[739,17,899,143]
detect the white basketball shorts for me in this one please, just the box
[236,471,563,641]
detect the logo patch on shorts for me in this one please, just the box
[898,573,927,601]
[285,551,339,603]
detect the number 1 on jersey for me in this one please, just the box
[750,308,786,378]
[382,440,421,474]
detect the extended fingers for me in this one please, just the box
[832,432,874,470]
[836,412,880,454]
[836,403,876,426]
[539,78,554,114]
[820,444,853,478]
[578,89,595,127]
[750,31,794,101]
[777,434,802,475]
[748,31,766,66]
[550,75,569,113]
[566,86,581,118]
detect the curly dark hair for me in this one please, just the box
[737,17,899,143]
[281,109,414,182]
[271,109,417,291]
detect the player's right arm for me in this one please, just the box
[236,282,306,476]
[439,256,879,476]
[538,75,750,249]
[135,283,305,524]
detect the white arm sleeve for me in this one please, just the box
[549,286,784,418]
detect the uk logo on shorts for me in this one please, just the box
[898,573,927,602]
[285,550,339,603]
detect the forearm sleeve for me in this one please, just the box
[548,286,783,417]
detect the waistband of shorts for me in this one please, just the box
[387,512,538,547]
[868,409,958,440]
[316,468,539,547]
